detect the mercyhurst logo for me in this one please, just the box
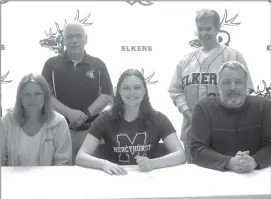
[114,133,152,162]
[113,145,152,154]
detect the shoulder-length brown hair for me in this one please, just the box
[12,73,54,126]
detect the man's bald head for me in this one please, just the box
[63,21,86,37]
[63,21,87,61]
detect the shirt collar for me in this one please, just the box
[63,50,88,65]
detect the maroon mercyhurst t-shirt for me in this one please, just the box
[88,110,176,165]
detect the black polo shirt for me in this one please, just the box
[42,51,113,110]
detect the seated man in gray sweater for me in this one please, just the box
[191,61,271,172]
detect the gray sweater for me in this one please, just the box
[191,95,271,171]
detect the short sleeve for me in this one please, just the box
[225,48,254,92]
[235,51,254,91]
[88,112,109,140]
[168,61,184,93]
[42,59,54,89]
[98,60,114,96]
[156,112,176,140]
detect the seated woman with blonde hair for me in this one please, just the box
[1,73,72,166]
[76,69,186,175]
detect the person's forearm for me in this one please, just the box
[87,94,113,116]
[53,121,73,166]
[52,97,72,117]
[170,93,189,114]
[151,150,186,170]
[191,145,232,171]
[75,152,107,170]
[252,145,271,169]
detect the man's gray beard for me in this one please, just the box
[220,95,246,109]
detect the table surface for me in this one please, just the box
[2,164,271,199]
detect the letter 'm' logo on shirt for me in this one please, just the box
[114,132,151,162]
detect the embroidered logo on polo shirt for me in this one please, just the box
[86,69,95,79]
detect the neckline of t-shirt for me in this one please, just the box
[199,44,219,58]
[123,117,140,124]
[21,128,42,138]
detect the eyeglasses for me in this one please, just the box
[65,34,85,40]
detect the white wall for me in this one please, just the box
[1,1,270,137]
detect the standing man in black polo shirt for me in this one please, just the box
[42,21,114,164]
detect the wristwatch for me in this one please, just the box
[82,109,92,120]
[74,109,93,130]
[82,109,99,123]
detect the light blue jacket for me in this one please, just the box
[1,110,72,166]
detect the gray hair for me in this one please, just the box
[63,20,86,37]
[195,9,220,30]
[217,61,248,83]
